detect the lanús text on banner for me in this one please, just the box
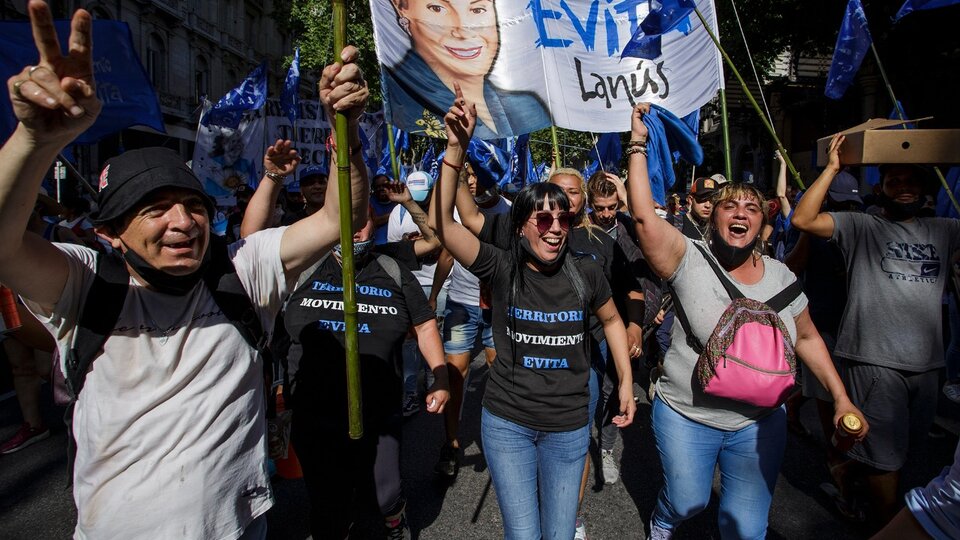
[367,0,721,138]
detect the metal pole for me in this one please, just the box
[869,43,960,214]
[332,0,363,440]
[693,8,805,189]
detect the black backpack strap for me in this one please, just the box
[765,279,803,312]
[202,236,266,354]
[67,252,129,397]
[561,254,592,360]
[690,242,745,301]
[64,250,129,485]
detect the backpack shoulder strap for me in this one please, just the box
[690,242,744,300]
[375,253,403,289]
[202,236,266,353]
[765,279,803,313]
[67,251,129,397]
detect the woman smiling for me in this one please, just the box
[432,85,635,539]
[382,0,551,138]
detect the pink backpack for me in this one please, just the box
[674,244,802,408]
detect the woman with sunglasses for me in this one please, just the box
[432,85,636,539]
[625,103,866,539]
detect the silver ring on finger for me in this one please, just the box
[28,65,41,77]
[12,79,25,98]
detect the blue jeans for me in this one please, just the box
[651,397,786,540]
[442,299,494,354]
[481,408,589,540]
[403,286,446,396]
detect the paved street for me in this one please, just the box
[1,352,957,539]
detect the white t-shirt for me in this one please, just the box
[26,228,291,540]
[446,197,511,306]
[387,203,448,290]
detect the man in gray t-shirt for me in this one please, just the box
[793,134,960,528]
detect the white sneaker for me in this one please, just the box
[601,449,619,485]
[574,514,587,540]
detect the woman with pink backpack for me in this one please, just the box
[625,103,868,540]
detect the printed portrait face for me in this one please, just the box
[396,0,500,81]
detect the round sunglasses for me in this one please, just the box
[528,211,575,235]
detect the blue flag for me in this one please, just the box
[621,0,696,60]
[509,134,536,187]
[594,133,623,174]
[466,139,508,190]
[280,48,300,126]
[420,144,436,175]
[203,61,268,128]
[894,0,960,21]
[376,126,409,180]
[825,0,873,100]
[0,20,164,145]
[642,104,704,205]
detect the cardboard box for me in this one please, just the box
[816,118,960,166]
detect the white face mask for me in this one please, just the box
[654,208,668,219]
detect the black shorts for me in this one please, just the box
[841,358,939,471]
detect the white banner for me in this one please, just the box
[191,100,265,198]
[370,0,722,139]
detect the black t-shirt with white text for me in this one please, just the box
[284,242,433,427]
[479,213,639,337]
[469,242,611,431]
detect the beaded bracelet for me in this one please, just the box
[626,146,648,157]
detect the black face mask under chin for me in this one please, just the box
[709,228,757,268]
[519,236,566,268]
[878,193,924,221]
[121,242,210,295]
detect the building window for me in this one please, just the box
[146,33,167,91]
[195,56,210,103]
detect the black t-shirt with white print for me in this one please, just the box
[469,242,611,431]
[284,242,434,426]
[479,213,638,339]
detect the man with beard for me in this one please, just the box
[792,134,960,531]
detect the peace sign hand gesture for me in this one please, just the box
[8,1,100,144]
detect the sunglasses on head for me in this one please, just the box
[529,211,574,235]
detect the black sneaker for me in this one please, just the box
[434,443,460,478]
[385,511,411,540]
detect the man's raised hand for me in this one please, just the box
[8,1,100,142]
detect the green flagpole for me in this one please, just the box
[720,88,733,182]
[693,8,804,189]
[869,44,960,215]
[332,0,363,440]
[550,125,562,168]
[386,123,401,181]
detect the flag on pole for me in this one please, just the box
[203,61,268,128]
[621,0,697,60]
[894,0,960,22]
[0,20,164,144]
[281,48,300,126]
[825,0,873,100]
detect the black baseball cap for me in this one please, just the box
[90,147,214,225]
[689,177,719,201]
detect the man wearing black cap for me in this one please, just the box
[793,134,960,529]
[677,176,717,240]
[0,4,369,539]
